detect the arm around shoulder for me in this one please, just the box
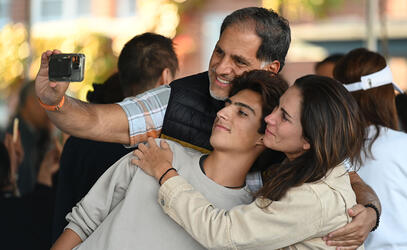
[349,171,381,214]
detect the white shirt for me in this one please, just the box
[356,126,407,249]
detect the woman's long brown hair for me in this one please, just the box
[256,75,366,203]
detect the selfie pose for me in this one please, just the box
[136,75,366,249]
[36,7,378,246]
[51,71,287,250]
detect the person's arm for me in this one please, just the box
[52,152,137,248]
[36,147,60,187]
[35,50,129,144]
[350,171,381,214]
[324,171,381,249]
[35,50,170,145]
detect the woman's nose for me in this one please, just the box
[265,110,277,125]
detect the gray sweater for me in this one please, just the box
[66,139,253,250]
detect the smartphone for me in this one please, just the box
[48,53,85,82]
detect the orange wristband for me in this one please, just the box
[38,96,65,111]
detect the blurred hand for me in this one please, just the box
[37,147,61,187]
[35,50,70,105]
[324,204,374,249]
[132,137,174,180]
[3,133,24,185]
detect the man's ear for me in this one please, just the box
[155,68,174,87]
[263,60,280,74]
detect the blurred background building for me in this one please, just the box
[0,0,406,128]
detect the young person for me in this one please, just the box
[334,48,407,249]
[51,70,288,250]
[135,75,367,249]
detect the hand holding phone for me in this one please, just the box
[35,50,72,107]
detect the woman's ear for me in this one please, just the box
[302,139,311,151]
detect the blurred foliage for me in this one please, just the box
[0,23,117,100]
[0,23,29,98]
[263,0,346,20]
[0,0,202,101]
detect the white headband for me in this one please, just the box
[343,66,403,93]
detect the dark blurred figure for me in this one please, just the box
[3,82,52,195]
[86,73,124,104]
[315,53,344,78]
[52,32,179,243]
[395,93,407,132]
[1,131,59,250]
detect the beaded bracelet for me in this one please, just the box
[365,203,380,232]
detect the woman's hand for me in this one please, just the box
[132,137,175,181]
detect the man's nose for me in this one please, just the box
[217,107,231,120]
[215,57,233,76]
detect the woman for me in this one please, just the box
[135,75,366,249]
[334,48,407,249]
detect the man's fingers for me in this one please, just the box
[147,137,158,149]
[138,142,148,152]
[326,238,361,247]
[40,51,50,67]
[131,157,140,166]
[348,204,365,217]
[160,140,169,149]
[133,149,144,160]
[335,246,359,250]
[327,233,358,242]
[327,224,357,238]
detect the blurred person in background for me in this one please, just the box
[3,82,53,195]
[52,32,179,242]
[334,48,407,249]
[1,131,60,250]
[395,92,407,132]
[315,53,344,78]
[35,7,377,247]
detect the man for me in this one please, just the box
[36,7,378,248]
[51,70,287,249]
[53,32,179,241]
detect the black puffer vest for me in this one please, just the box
[160,72,223,153]
[160,71,285,172]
